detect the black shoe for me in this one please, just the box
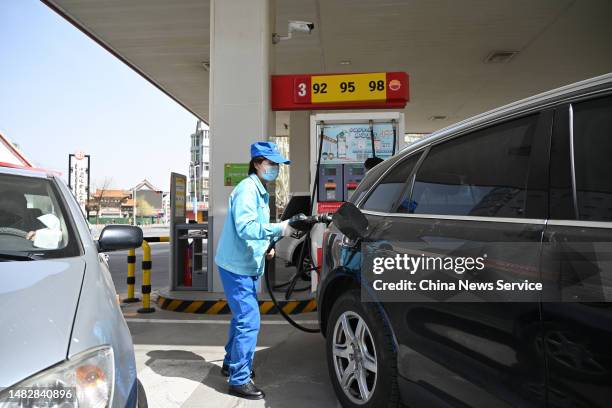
[228,381,265,400]
[221,364,255,378]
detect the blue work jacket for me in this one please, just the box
[215,174,282,276]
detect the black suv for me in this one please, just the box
[317,74,612,408]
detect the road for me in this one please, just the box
[107,242,171,296]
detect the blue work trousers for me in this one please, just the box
[218,266,261,386]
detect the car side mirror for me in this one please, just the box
[332,202,369,241]
[97,225,143,252]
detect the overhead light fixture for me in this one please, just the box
[273,20,315,44]
[339,60,351,65]
[484,51,518,64]
[429,115,447,121]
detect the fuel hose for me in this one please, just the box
[262,122,329,334]
[264,238,320,333]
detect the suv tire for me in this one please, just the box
[326,289,399,407]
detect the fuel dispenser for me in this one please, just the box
[343,163,366,201]
[318,164,343,202]
[169,172,209,291]
[264,112,403,333]
[308,112,404,289]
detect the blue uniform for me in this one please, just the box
[215,174,283,385]
[215,174,282,276]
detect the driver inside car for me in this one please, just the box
[0,190,47,243]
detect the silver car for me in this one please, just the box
[0,165,146,407]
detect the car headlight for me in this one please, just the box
[0,346,114,408]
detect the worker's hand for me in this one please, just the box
[280,219,297,237]
[26,231,36,241]
[266,248,275,260]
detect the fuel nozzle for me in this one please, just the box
[316,213,333,225]
[288,213,333,232]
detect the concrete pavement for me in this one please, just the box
[108,243,339,406]
[122,303,339,407]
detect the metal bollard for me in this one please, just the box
[123,248,140,303]
[137,240,155,313]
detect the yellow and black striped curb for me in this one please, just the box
[156,296,317,315]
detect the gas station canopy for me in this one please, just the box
[43,0,612,133]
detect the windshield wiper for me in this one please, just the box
[0,252,41,262]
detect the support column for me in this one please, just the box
[208,0,275,292]
[289,111,311,194]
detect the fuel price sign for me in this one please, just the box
[272,72,409,111]
[310,72,387,103]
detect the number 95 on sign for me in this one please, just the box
[296,73,388,104]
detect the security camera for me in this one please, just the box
[288,20,315,34]
[273,20,315,43]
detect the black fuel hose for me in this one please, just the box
[264,238,320,333]
[263,213,332,333]
[263,123,328,333]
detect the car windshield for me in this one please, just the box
[0,173,79,260]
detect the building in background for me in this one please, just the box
[188,120,209,222]
[0,131,32,167]
[88,179,166,224]
[127,179,164,224]
[89,189,129,222]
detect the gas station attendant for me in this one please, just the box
[214,141,296,400]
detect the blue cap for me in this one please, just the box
[250,141,290,164]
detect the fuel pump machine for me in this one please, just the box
[343,164,366,201]
[309,112,404,289]
[267,72,409,330]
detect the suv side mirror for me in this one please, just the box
[97,225,143,252]
[332,202,369,241]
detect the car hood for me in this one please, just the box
[0,258,85,387]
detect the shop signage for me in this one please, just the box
[224,163,249,186]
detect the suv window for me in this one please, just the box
[409,115,538,217]
[350,157,389,205]
[573,95,612,222]
[361,154,420,212]
[0,174,80,259]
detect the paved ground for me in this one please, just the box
[121,303,339,407]
[108,243,339,407]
